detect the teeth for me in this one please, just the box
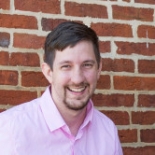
[68,87,86,92]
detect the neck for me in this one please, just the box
[67,108,87,136]
[58,105,87,136]
[50,87,88,136]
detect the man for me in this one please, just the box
[0,21,123,155]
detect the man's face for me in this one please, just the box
[49,41,101,111]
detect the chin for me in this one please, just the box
[65,99,89,111]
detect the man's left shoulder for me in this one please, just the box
[93,108,116,129]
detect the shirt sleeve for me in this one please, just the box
[0,112,15,155]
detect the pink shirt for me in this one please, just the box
[0,87,123,155]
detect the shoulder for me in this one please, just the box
[92,108,117,131]
[89,108,121,146]
[92,109,123,155]
[0,97,42,145]
[0,97,41,126]
[0,98,41,154]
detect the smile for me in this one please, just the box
[67,86,86,93]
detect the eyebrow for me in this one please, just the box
[83,60,96,64]
[58,61,72,65]
[58,60,96,65]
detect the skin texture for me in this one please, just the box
[42,40,102,135]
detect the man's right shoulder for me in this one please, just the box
[0,97,40,121]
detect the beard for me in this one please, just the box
[64,98,90,111]
[63,83,93,111]
[52,82,95,111]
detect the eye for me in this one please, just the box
[83,63,93,68]
[61,65,71,70]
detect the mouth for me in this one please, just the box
[67,86,87,93]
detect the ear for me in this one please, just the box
[41,63,53,84]
[97,60,102,80]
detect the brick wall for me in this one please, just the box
[0,0,155,154]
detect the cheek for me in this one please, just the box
[85,72,99,83]
[52,72,70,85]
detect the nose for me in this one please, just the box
[71,67,85,84]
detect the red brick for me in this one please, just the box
[13,33,45,49]
[0,14,37,29]
[0,51,9,65]
[138,60,155,74]
[115,41,155,56]
[9,52,40,67]
[123,146,155,155]
[0,109,5,113]
[41,18,68,31]
[96,75,110,89]
[0,70,18,86]
[135,0,155,4]
[91,23,132,37]
[0,90,37,105]
[138,25,155,39]
[101,110,129,125]
[138,94,155,107]
[0,32,10,47]
[141,129,155,143]
[113,5,154,21]
[21,71,49,87]
[65,2,108,18]
[92,93,134,107]
[0,0,10,10]
[99,41,110,53]
[15,0,60,14]
[132,111,155,125]
[118,129,137,143]
[102,58,134,72]
[114,76,155,90]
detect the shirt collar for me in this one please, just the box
[39,86,65,132]
[39,86,94,132]
[80,99,93,130]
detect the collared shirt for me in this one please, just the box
[0,87,123,155]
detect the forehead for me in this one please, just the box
[54,41,96,63]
